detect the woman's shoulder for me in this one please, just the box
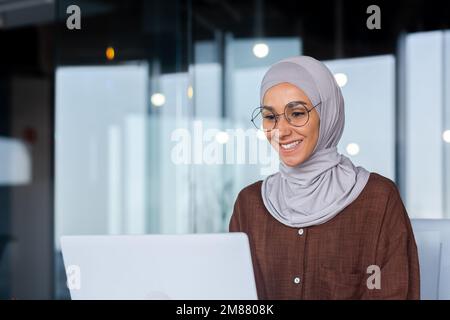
[362,172,408,223]
[365,173,414,242]
[230,181,265,228]
[365,172,399,198]
[236,180,263,202]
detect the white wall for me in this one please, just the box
[404,31,450,218]
[55,64,149,246]
[325,55,396,180]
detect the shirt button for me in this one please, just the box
[293,277,301,284]
[298,228,304,236]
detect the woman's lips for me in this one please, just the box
[278,139,303,153]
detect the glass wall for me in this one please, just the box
[403,30,450,219]
[52,0,450,298]
[326,55,396,180]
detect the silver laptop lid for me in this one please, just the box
[61,232,258,300]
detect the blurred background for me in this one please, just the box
[1,0,450,299]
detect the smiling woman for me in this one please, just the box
[258,83,321,167]
[229,55,420,300]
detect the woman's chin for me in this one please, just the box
[280,153,306,167]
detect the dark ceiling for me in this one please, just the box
[191,0,450,59]
[1,0,450,74]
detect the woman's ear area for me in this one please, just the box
[310,107,320,125]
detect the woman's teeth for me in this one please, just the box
[280,140,302,150]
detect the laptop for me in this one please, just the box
[60,232,258,300]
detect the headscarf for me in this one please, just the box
[260,56,370,228]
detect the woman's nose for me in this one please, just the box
[276,114,292,137]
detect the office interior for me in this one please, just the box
[0,0,450,299]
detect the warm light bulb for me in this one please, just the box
[187,86,193,99]
[106,46,115,61]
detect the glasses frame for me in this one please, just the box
[251,100,321,132]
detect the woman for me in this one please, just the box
[229,56,420,300]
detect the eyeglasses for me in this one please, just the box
[251,100,321,132]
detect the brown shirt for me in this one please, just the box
[229,173,420,300]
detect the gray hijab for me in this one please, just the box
[260,56,370,228]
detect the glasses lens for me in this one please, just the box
[286,103,309,127]
[252,107,275,131]
[261,108,277,131]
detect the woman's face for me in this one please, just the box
[262,82,320,167]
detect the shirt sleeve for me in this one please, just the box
[362,185,420,300]
[229,193,242,232]
[227,188,268,300]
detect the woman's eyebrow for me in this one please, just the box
[286,100,307,106]
[262,100,307,108]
